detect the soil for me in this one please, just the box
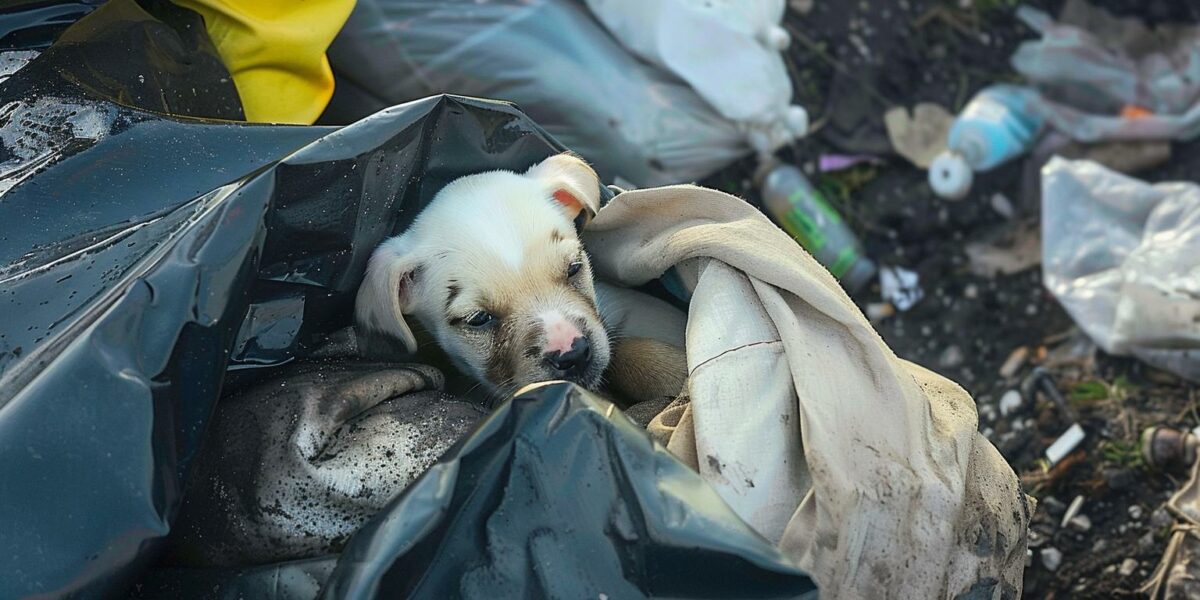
[697,1,1200,597]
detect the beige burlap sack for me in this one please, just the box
[586,185,1031,599]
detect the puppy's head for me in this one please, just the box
[356,154,608,397]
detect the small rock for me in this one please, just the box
[999,390,1023,417]
[1119,558,1138,577]
[963,284,978,299]
[1041,496,1066,516]
[1093,539,1108,554]
[1129,505,1145,520]
[788,0,814,13]
[1106,468,1138,491]
[1139,531,1156,550]
[939,345,964,368]
[998,346,1029,378]
[1041,547,1063,572]
[1068,515,1092,532]
[990,193,1015,219]
[1151,507,1173,528]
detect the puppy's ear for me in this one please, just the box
[526,153,600,231]
[355,236,420,353]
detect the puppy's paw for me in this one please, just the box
[606,337,687,408]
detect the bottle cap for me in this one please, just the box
[760,25,791,50]
[785,105,809,137]
[928,151,973,200]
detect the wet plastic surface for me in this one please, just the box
[324,382,818,600]
[0,3,814,598]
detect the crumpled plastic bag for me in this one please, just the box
[1042,157,1200,382]
[323,382,819,599]
[1014,0,1200,142]
[583,0,808,154]
[324,0,749,188]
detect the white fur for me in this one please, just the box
[355,153,605,392]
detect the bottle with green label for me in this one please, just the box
[759,163,876,292]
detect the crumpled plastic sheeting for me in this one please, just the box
[0,5,593,588]
[1014,0,1200,142]
[1042,157,1200,382]
[323,382,818,600]
[324,0,747,188]
[1,4,818,597]
[583,0,807,155]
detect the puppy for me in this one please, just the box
[356,154,685,403]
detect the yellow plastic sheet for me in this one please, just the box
[173,0,356,124]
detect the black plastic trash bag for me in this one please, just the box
[1,3,816,598]
[325,382,816,600]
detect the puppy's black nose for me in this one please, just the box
[544,337,591,376]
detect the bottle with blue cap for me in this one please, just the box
[929,84,1045,200]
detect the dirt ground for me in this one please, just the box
[696,1,1200,597]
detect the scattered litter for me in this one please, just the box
[865,302,895,322]
[999,389,1023,416]
[1046,423,1086,466]
[1061,494,1085,528]
[760,162,876,291]
[1014,0,1200,143]
[990,192,1016,219]
[884,102,954,170]
[964,221,1041,277]
[1023,367,1079,422]
[879,265,924,311]
[1119,557,1138,577]
[929,85,1043,199]
[1129,505,1145,520]
[1141,426,1199,471]
[999,346,1029,378]
[1042,158,1200,382]
[818,153,882,172]
[1055,139,1173,175]
[1041,547,1063,572]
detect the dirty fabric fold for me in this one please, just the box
[585,185,1031,598]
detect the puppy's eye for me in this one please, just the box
[465,311,494,328]
[567,261,583,277]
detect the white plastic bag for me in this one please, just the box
[584,0,808,154]
[1014,1,1200,142]
[326,0,750,187]
[1042,157,1200,381]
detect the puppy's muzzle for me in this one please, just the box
[543,337,592,378]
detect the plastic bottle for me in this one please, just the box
[929,84,1045,200]
[759,163,876,292]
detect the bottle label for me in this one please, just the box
[776,185,862,279]
[781,205,826,253]
[829,247,858,278]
